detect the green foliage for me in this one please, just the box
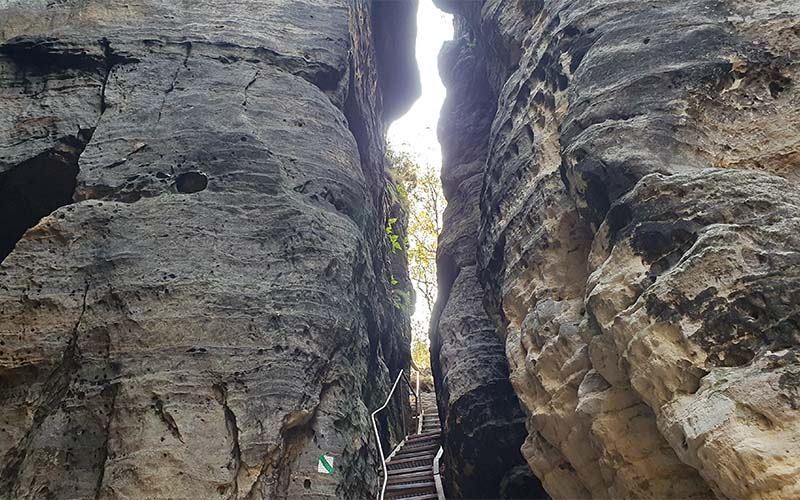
[411,335,431,376]
[385,147,444,314]
[385,149,418,207]
[385,217,402,254]
[385,144,446,372]
[395,181,409,207]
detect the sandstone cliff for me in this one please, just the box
[432,0,800,498]
[430,3,547,497]
[0,1,418,498]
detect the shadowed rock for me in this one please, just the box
[430,2,547,498]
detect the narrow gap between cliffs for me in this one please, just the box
[384,1,452,392]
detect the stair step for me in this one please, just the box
[386,486,438,497]
[408,432,439,440]
[405,438,437,444]
[386,481,435,491]
[387,471,433,484]
[394,449,438,460]
[388,454,435,466]
[401,442,438,452]
[385,493,437,500]
[402,441,437,449]
[387,464,431,475]
[388,461,432,472]
[406,431,440,442]
[406,434,438,441]
[402,443,437,453]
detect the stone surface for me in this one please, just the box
[0,1,419,498]
[433,0,800,498]
[429,6,547,499]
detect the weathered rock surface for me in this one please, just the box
[430,5,547,499]
[0,1,419,498]
[433,0,800,498]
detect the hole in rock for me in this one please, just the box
[0,134,90,263]
[303,479,311,489]
[769,81,785,98]
[175,171,208,193]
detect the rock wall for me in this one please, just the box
[430,4,547,498]
[0,1,418,499]
[433,0,800,499]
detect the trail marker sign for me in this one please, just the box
[318,454,334,474]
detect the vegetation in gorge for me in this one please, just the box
[385,146,445,382]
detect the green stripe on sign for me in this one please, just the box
[319,455,333,474]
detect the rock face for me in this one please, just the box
[432,0,800,499]
[0,1,418,499]
[430,5,547,498]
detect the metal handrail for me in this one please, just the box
[370,368,420,500]
[416,371,421,429]
[433,445,445,500]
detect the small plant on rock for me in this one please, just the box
[385,217,402,253]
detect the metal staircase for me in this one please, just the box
[384,412,441,499]
[372,372,445,500]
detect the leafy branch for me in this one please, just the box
[385,144,446,369]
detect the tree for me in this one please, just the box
[386,145,445,375]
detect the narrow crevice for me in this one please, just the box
[152,398,184,443]
[198,41,346,101]
[240,399,320,500]
[98,37,140,114]
[1,36,105,72]
[0,37,138,265]
[242,70,260,107]
[93,383,119,500]
[157,42,192,123]
[213,382,242,500]
[252,45,342,93]
[0,128,94,263]
[0,281,90,495]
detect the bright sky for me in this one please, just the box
[388,1,453,169]
[387,1,453,339]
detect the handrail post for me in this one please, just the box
[401,375,407,438]
[433,446,445,500]
[371,371,406,500]
[371,369,426,500]
[415,369,420,425]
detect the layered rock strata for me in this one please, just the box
[0,1,418,499]
[430,4,547,499]
[432,0,800,498]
